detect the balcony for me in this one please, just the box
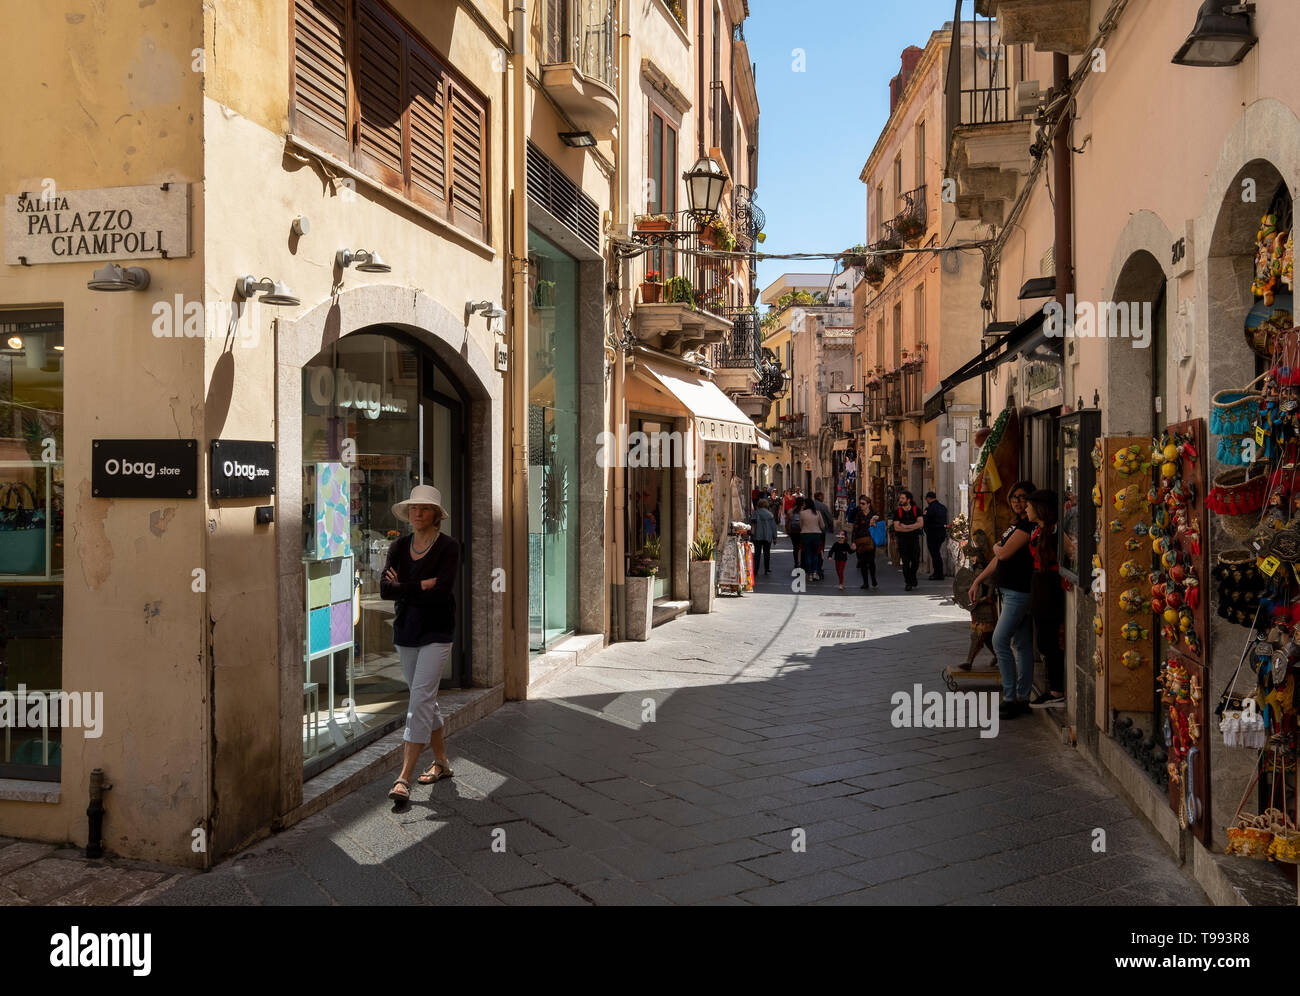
[713,309,779,424]
[890,185,928,245]
[733,185,766,251]
[631,210,746,350]
[884,373,904,420]
[778,414,809,442]
[902,362,924,417]
[542,0,618,141]
[866,385,885,425]
[977,0,1091,56]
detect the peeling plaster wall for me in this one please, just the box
[0,1,209,864]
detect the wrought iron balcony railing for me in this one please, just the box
[891,185,927,240]
[714,309,761,369]
[733,185,766,249]
[547,0,617,90]
[779,414,808,440]
[903,363,924,416]
[884,373,904,419]
[632,209,748,316]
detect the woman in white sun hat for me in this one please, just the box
[381,484,460,804]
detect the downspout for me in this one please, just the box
[505,0,529,698]
[1052,53,1073,338]
[612,0,631,641]
[698,0,705,155]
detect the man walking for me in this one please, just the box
[923,490,949,580]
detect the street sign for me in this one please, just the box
[827,391,865,413]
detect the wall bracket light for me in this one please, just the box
[237,275,301,307]
[1172,0,1257,67]
[336,248,391,273]
[87,263,151,292]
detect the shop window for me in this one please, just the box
[290,0,488,240]
[300,331,467,777]
[0,310,64,782]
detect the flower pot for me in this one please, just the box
[635,218,671,233]
[698,227,719,249]
[640,281,663,304]
[624,575,655,640]
[689,560,716,614]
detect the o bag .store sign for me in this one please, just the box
[92,440,198,499]
[4,184,190,264]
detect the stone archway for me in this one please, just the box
[273,285,503,807]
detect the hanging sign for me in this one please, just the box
[210,440,276,499]
[6,183,191,264]
[92,439,198,498]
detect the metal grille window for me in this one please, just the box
[526,141,601,252]
[290,0,489,241]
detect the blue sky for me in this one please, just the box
[747,0,977,293]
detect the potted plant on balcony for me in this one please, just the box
[625,541,659,641]
[634,213,672,233]
[878,237,904,269]
[640,269,663,304]
[863,256,886,286]
[895,211,926,245]
[664,275,695,309]
[839,244,869,270]
[698,215,737,252]
[688,537,716,614]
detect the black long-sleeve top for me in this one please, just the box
[379,533,460,646]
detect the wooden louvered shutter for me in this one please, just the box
[406,45,448,218]
[447,82,486,241]
[292,0,349,158]
[354,0,404,190]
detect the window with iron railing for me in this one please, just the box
[632,209,746,314]
[885,373,903,418]
[546,0,617,90]
[903,363,924,415]
[711,80,735,179]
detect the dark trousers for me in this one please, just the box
[1037,615,1065,691]
[899,536,920,587]
[926,531,946,577]
[857,552,876,586]
[754,540,771,573]
[789,529,801,555]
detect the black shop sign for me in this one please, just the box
[92,439,198,498]
[210,440,276,499]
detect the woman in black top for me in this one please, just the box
[894,490,924,590]
[381,485,460,804]
[968,480,1036,718]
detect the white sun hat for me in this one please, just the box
[393,484,447,523]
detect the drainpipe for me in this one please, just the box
[505,0,529,698]
[1052,53,1073,337]
[86,767,111,859]
[698,0,705,156]
[612,0,631,641]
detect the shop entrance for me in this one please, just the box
[301,330,468,778]
[629,417,673,599]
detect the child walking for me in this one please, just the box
[829,530,852,589]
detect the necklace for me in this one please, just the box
[411,531,438,555]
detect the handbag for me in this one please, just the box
[854,534,875,555]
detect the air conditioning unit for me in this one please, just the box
[1014,80,1042,118]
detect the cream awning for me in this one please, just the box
[632,356,758,445]
[756,429,773,452]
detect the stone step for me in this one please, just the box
[652,600,691,628]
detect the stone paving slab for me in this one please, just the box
[7,548,1213,905]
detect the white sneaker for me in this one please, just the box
[838,584,844,590]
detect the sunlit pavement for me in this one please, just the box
[144,538,1207,906]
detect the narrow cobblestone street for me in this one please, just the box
[136,547,1206,906]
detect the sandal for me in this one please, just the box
[417,760,454,785]
[388,777,411,802]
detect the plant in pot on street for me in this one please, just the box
[628,546,659,577]
[690,537,716,561]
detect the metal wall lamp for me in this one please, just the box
[466,300,507,321]
[336,249,392,273]
[1172,0,1257,66]
[87,263,151,292]
[236,275,301,307]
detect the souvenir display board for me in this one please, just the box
[1058,410,1100,585]
[1148,419,1209,666]
[968,405,1020,562]
[1160,655,1211,846]
[1101,436,1155,714]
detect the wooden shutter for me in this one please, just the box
[355,0,404,190]
[406,44,448,218]
[292,0,349,157]
[447,82,486,240]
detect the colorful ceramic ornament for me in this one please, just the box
[1122,650,1143,670]
[1122,621,1149,642]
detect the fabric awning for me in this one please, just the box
[756,429,773,452]
[632,355,758,445]
[924,306,1054,423]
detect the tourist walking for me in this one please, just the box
[893,490,924,590]
[751,498,777,575]
[799,499,823,579]
[853,512,877,589]
[785,497,803,560]
[829,530,851,589]
[923,491,949,580]
[813,491,834,575]
[381,485,459,804]
[967,480,1037,719]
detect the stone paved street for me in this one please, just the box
[123,543,1207,906]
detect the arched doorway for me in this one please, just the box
[773,463,783,491]
[299,329,471,774]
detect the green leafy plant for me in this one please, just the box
[839,244,869,269]
[863,257,886,285]
[690,537,715,561]
[701,216,737,252]
[642,535,662,561]
[664,276,695,309]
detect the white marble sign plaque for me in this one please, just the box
[5,183,190,264]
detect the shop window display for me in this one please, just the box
[0,310,64,781]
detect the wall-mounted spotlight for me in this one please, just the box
[559,131,597,148]
[466,300,507,323]
[1172,0,1257,67]
[336,248,391,273]
[87,263,151,292]
[236,275,301,307]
